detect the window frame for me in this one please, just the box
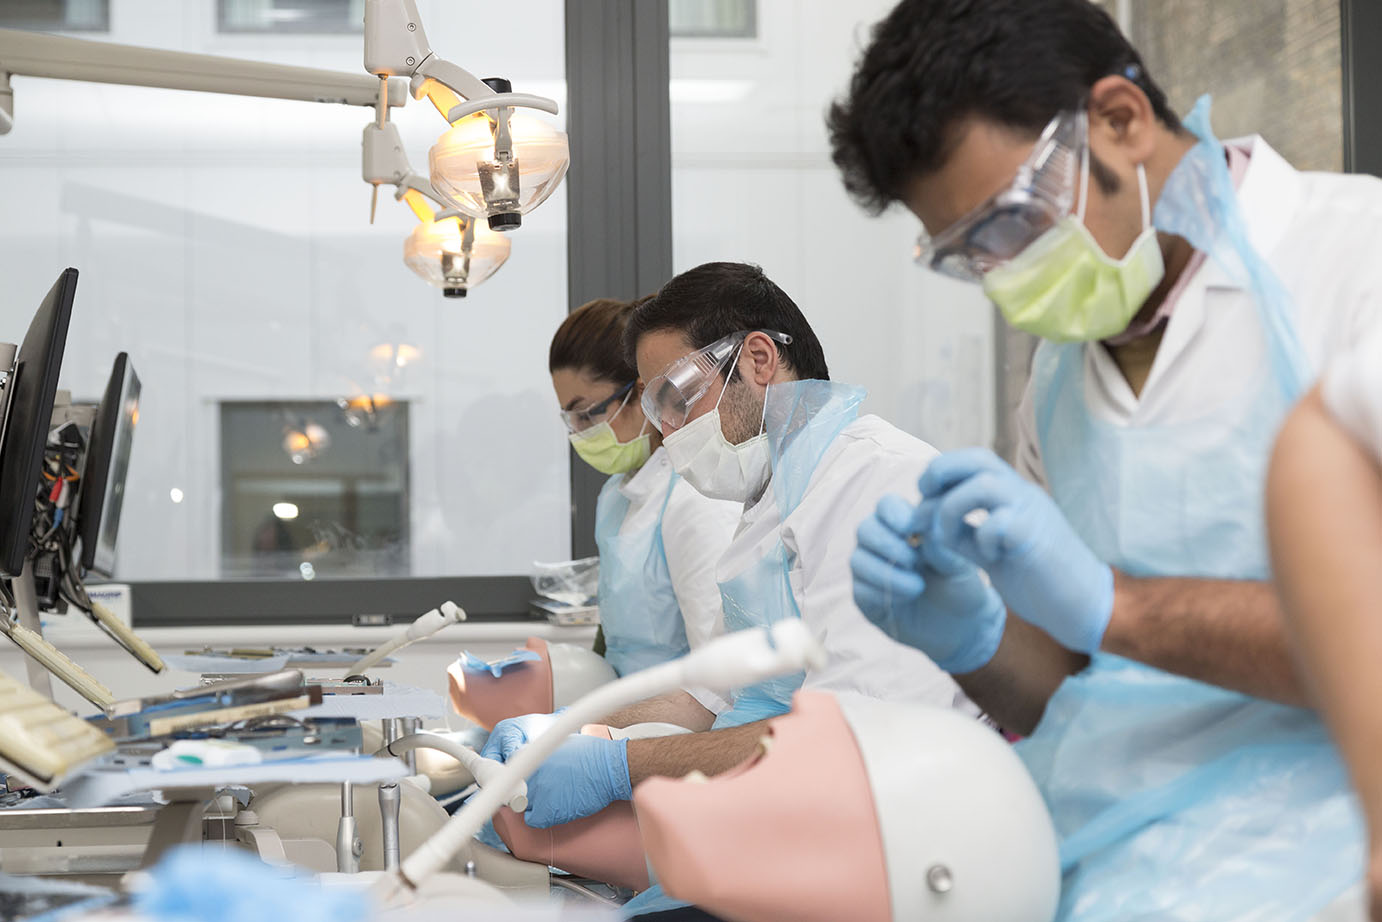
[112,0,673,628]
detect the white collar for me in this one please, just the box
[618,444,672,502]
[1086,134,1305,412]
[1191,134,1302,293]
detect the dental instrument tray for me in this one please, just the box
[200,674,384,695]
[181,646,395,667]
[108,716,363,768]
[530,598,600,627]
[91,669,323,741]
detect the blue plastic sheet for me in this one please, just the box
[134,846,371,922]
[456,649,542,678]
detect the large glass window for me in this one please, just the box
[0,0,109,31]
[0,0,572,589]
[219,399,410,579]
[669,0,756,39]
[669,0,995,453]
[217,0,364,34]
[1097,0,1343,170]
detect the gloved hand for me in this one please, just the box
[851,493,1007,673]
[479,710,564,763]
[485,730,631,828]
[917,448,1114,654]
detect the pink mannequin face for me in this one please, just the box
[447,637,554,730]
[633,691,892,922]
[490,723,650,892]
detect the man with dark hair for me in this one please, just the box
[831,0,1382,916]
[485,261,986,915]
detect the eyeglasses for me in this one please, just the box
[641,329,793,432]
[914,109,1087,282]
[560,380,635,433]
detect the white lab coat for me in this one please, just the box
[1017,135,1382,485]
[1323,325,1382,463]
[717,414,973,711]
[615,445,742,710]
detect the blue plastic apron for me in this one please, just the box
[623,380,866,919]
[711,379,866,729]
[1018,98,1363,921]
[594,464,689,677]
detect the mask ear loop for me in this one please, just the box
[607,384,635,425]
[1075,133,1092,224]
[617,383,652,441]
[710,339,748,415]
[1135,161,1151,230]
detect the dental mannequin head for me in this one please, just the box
[635,690,1061,922]
[827,0,1198,332]
[627,262,828,444]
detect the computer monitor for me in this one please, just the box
[0,269,76,578]
[77,353,139,578]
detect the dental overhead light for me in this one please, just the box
[362,107,512,296]
[403,213,511,298]
[364,0,570,231]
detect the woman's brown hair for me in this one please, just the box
[549,295,651,383]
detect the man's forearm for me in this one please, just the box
[626,721,766,786]
[602,691,716,732]
[955,615,1088,736]
[1101,570,1307,706]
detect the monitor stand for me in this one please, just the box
[11,561,51,699]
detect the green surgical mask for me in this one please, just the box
[569,420,652,475]
[982,162,1165,343]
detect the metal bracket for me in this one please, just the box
[362,120,410,186]
[363,0,435,80]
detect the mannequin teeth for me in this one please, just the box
[682,770,711,785]
[756,734,775,757]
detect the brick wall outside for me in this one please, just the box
[1098,0,1343,171]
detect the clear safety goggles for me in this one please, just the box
[641,329,794,432]
[560,380,634,433]
[914,108,1088,282]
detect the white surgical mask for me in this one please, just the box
[663,350,770,502]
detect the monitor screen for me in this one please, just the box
[0,269,76,578]
[77,353,139,577]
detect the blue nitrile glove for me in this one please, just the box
[479,710,564,763]
[486,730,631,828]
[917,448,1114,654]
[851,493,1007,673]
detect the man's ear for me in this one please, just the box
[1087,74,1158,167]
[741,331,782,386]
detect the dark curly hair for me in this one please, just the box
[827,0,1180,214]
[625,262,830,382]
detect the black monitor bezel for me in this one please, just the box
[77,352,135,576]
[0,269,77,578]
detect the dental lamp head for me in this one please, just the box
[402,211,511,298]
[363,0,569,232]
[361,119,512,296]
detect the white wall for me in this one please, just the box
[0,0,572,581]
[669,0,995,450]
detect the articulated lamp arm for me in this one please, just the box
[0,28,407,136]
